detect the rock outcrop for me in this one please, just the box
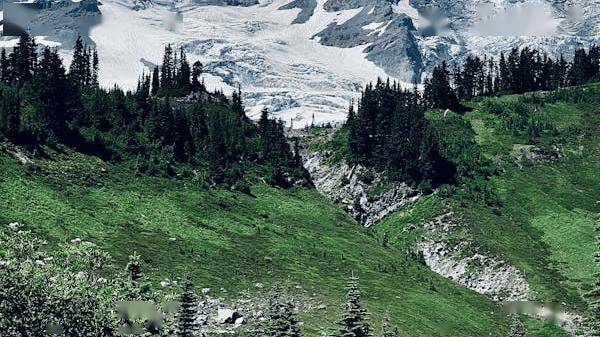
[411,213,531,301]
[302,149,420,227]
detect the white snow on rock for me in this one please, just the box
[86,0,392,127]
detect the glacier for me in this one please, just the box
[1,0,599,126]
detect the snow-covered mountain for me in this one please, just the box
[1,0,599,126]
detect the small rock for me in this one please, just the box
[202,288,211,295]
[317,304,327,310]
[254,282,263,289]
[234,316,246,326]
[7,222,20,230]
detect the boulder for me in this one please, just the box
[216,308,239,324]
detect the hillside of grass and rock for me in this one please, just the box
[0,33,599,336]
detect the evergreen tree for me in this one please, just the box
[191,61,203,91]
[424,62,460,111]
[0,49,11,84]
[336,275,372,337]
[69,36,89,89]
[177,277,199,337]
[498,52,509,92]
[125,251,150,300]
[583,226,600,336]
[160,44,174,93]
[151,66,160,95]
[30,47,71,143]
[177,48,191,94]
[92,47,99,87]
[508,314,525,337]
[0,86,21,140]
[569,48,593,86]
[381,313,399,337]
[232,85,245,119]
[12,32,37,85]
[260,288,301,337]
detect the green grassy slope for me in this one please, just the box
[0,145,509,336]
[375,84,599,334]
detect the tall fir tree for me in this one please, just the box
[12,32,37,85]
[160,44,174,92]
[151,66,160,95]
[177,277,199,337]
[381,313,399,337]
[191,60,203,91]
[92,47,99,87]
[31,47,70,143]
[0,49,11,84]
[177,48,191,94]
[0,86,21,140]
[260,288,302,337]
[69,36,90,89]
[509,314,525,337]
[336,275,372,337]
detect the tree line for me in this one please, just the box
[423,46,600,110]
[0,33,308,189]
[344,45,600,191]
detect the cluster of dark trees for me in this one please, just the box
[346,46,600,190]
[424,46,600,110]
[346,80,458,190]
[0,33,308,188]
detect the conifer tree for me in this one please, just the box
[0,86,21,140]
[12,32,37,85]
[178,276,199,337]
[261,288,301,337]
[232,85,245,119]
[336,274,372,337]
[160,44,174,93]
[69,36,89,89]
[191,61,203,91]
[424,61,460,111]
[509,314,525,337]
[0,49,11,84]
[381,313,399,337]
[31,47,70,143]
[125,251,150,300]
[583,226,600,336]
[151,66,160,95]
[569,49,592,86]
[92,47,99,87]
[177,48,191,94]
